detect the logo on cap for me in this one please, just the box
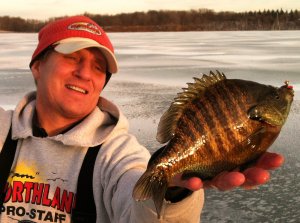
[68,22,102,35]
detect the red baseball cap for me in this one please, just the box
[30,15,118,73]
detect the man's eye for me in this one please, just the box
[65,55,78,61]
[96,66,105,72]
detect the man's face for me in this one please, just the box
[31,47,107,121]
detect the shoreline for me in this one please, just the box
[0,30,12,33]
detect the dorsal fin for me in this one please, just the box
[156,70,226,143]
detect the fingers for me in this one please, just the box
[204,168,268,191]
[255,152,284,170]
[170,152,284,192]
[206,152,283,191]
[204,171,245,191]
[183,177,203,191]
[174,172,245,191]
[216,172,245,190]
[170,174,203,191]
[241,152,283,189]
[242,167,270,189]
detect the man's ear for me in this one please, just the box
[31,60,41,80]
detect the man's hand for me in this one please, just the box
[171,152,284,191]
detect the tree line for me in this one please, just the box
[1,9,299,32]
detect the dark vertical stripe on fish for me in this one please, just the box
[185,106,205,141]
[186,103,215,160]
[176,116,194,150]
[193,97,223,155]
[215,83,240,122]
[223,81,253,137]
[225,81,248,115]
[181,105,207,156]
[213,82,247,143]
[203,86,237,153]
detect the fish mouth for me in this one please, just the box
[65,85,88,94]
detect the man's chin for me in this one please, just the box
[60,106,94,120]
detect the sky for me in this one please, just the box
[1,0,300,20]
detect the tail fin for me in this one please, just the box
[133,170,168,219]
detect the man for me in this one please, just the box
[0,16,283,222]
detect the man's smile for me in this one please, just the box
[65,84,88,94]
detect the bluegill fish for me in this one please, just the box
[133,71,294,218]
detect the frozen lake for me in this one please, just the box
[0,31,300,222]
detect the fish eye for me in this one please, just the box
[274,93,280,100]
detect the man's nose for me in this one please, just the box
[75,61,92,80]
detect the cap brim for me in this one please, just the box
[54,38,118,73]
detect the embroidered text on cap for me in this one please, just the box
[68,22,102,35]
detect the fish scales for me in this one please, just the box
[210,81,263,164]
[181,104,216,161]
[228,84,261,141]
[133,71,294,219]
[210,84,242,149]
[187,100,224,161]
[201,85,236,153]
[213,81,244,130]
[195,81,247,153]
[187,107,218,159]
[185,104,222,163]
[219,81,255,144]
[194,97,222,155]
[214,80,260,143]
[170,82,253,176]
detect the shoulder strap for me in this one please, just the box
[72,144,102,223]
[0,126,18,207]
